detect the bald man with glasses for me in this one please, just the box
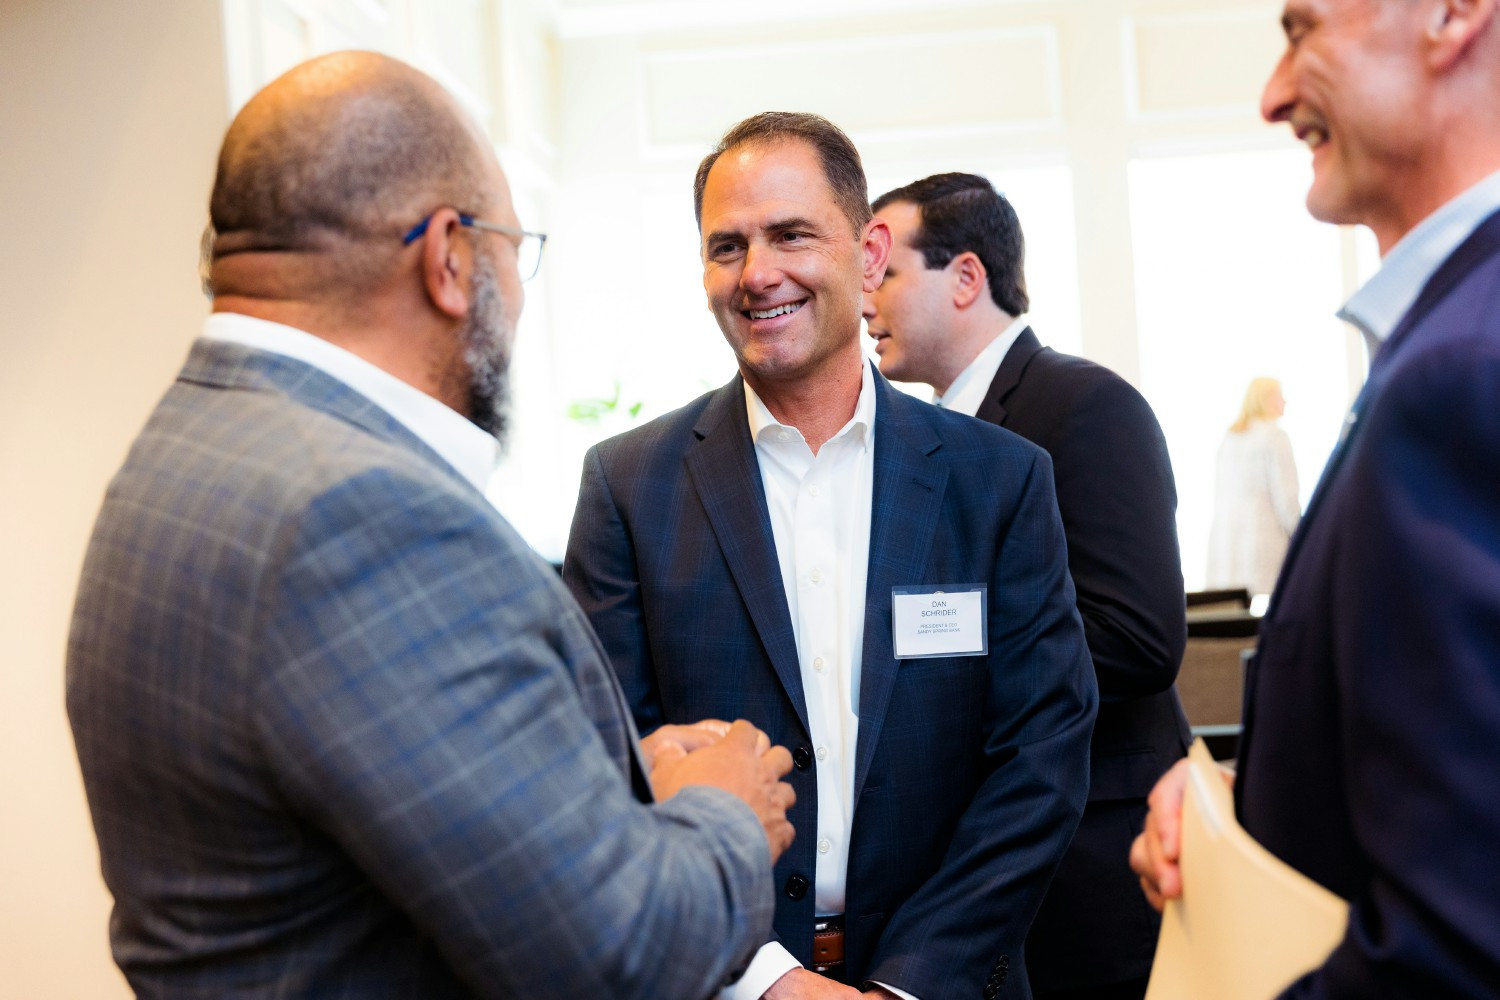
[67,51,794,999]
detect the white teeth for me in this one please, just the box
[1304,127,1327,149]
[748,302,802,320]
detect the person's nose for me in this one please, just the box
[741,241,781,295]
[861,290,877,325]
[1260,49,1295,125]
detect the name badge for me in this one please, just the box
[891,585,988,659]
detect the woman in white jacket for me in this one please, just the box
[1206,377,1301,597]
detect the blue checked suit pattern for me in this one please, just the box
[67,339,773,999]
[564,367,1098,998]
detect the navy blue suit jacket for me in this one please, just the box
[977,329,1190,991]
[564,367,1097,999]
[1236,209,1500,997]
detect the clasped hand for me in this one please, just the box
[645,718,796,862]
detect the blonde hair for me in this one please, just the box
[1230,377,1283,433]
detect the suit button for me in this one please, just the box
[793,746,813,771]
[784,874,809,900]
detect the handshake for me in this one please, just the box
[644,719,798,861]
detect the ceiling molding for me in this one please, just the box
[551,0,1041,39]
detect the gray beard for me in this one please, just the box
[462,248,512,444]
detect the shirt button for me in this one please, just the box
[809,485,820,497]
[813,656,825,671]
[810,570,823,585]
[816,745,828,760]
[778,430,789,442]
[818,838,831,854]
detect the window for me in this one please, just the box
[1128,148,1361,589]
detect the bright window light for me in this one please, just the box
[1128,147,1358,590]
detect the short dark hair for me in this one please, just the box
[873,172,1028,316]
[693,112,871,234]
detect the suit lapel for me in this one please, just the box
[974,326,1042,427]
[684,379,810,734]
[854,373,949,804]
[1267,207,1500,618]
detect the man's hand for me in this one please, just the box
[640,719,731,772]
[762,968,863,998]
[1129,757,1235,910]
[651,719,796,862]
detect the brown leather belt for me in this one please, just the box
[811,914,845,976]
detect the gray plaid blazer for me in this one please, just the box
[67,338,772,998]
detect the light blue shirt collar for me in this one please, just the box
[1339,169,1500,343]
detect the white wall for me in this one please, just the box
[0,1,230,994]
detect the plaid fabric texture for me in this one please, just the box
[67,339,772,998]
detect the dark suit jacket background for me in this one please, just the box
[1236,211,1500,998]
[976,328,1190,992]
[565,367,1098,998]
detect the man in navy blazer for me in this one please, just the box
[1133,1,1500,995]
[866,174,1188,1000]
[67,52,796,998]
[564,112,1097,1000]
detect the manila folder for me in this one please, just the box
[1144,739,1349,1000]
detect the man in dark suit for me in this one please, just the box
[1132,1,1500,995]
[564,112,1097,1000]
[66,51,797,998]
[864,173,1189,1000]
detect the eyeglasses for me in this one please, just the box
[402,212,548,282]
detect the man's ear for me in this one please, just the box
[862,217,893,292]
[1426,0,1496,71]
[419,208,471,319]
[951,252,988,310]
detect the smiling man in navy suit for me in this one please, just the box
[565,113,1097,999]
[1132,1,1500,996]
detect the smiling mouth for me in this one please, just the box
[1291,114,1329,152]
[745,301,805,320]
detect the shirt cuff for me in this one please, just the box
[870,981,921,1000]
[719,941,800,999]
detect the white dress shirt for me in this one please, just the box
[932,315,1029,417]
[202,312,500,495]
[725,362,916,1000]
[1339,169,1500,344]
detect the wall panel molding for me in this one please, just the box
[637,26,1062,156]
[1123,7,1282,123]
